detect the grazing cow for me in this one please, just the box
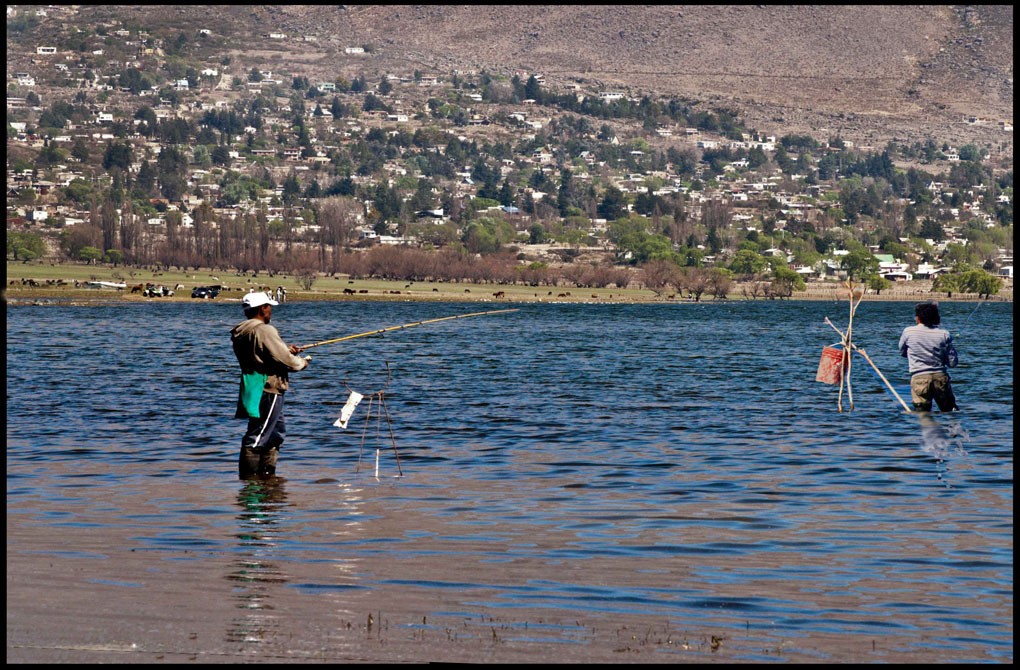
[343,288,355,295]
[493,291,505,298]
[174,283,184,291]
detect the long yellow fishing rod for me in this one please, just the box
[300,308,519,350]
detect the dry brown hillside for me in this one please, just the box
[15,5,1015,147]
[264,5,1013,146]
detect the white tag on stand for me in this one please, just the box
[333,391,363,429]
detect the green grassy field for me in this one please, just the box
[4,260,663,304]
[6,260,1009,304]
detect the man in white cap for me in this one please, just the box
[230,291,310,479]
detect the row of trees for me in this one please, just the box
[933,266,1005,299]
[9,186,1005,299]
[8,218,1004,300]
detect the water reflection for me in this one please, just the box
[916,412,970,487]
[226,476,289,646]
[5,301,1012,662]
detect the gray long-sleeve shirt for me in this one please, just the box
[231,318,308,394]
[899,323,958,377]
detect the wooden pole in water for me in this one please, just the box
[300,308,518,350]
[824,317,911,414]
[841,280,865,412]
[853,347,913,414]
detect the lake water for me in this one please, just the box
[6,299,1013,663]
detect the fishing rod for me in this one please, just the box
[300,308,519,350]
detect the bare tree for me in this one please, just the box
[119,201,140,258]
[641,259,681,296]
[707,268,733,299]
[701,199,732,231]
[317,196,362,270]
[740,274,770,299]
[100,200,118,254]
[679,266,711,301]
[587,262,626,288]
[667,194,690,246]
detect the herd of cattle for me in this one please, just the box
[10,277,234,299]
[128,283,230,298]
[12,279,601,301]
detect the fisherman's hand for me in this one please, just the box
[289,344,303,355]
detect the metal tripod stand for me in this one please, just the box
[345,362,403,478]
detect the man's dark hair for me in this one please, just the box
[243,306,261,319]
[915,301,941,327]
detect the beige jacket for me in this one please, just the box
[230,318,308,394]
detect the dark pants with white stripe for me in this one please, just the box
[239,392,286,479]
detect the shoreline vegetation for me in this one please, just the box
[5,261,1012,306]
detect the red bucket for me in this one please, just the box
[815,344,849,385]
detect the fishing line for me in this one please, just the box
[952,301,983,338]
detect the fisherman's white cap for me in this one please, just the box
[243,292,279,309]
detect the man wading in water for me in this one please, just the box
[231,292,310,479]
[899,301,959,412]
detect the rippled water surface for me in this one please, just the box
[6,300,1013,662]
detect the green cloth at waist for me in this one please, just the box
[239,371,268,418]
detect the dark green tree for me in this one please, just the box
[102,141,133,170]
[211,144,231,167]
[524,75,542,102]
[919,218,945,241]
[597,186,627,221]
[282,173,302,206]
[840,247,879,281]
[70,138,90,163]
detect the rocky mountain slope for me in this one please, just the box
[239,5,1014,146]
[12,5,1014,147]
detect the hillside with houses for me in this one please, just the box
[5,5,1013,299]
